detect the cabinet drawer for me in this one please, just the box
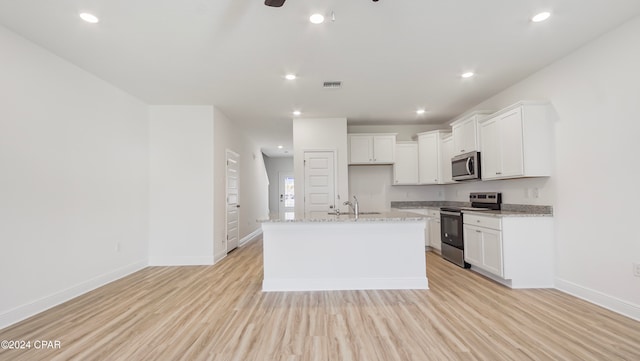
[464,214,501,230]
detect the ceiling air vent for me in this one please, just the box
[323,81,342,89]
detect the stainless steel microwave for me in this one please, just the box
[452,151,481,181]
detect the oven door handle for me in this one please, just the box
[440,211,461,217]
[465,157,472,175]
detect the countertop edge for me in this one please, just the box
[259,211,428,223]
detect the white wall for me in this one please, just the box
[148,106,214,266]
[444,177,554,205]
[463,16,640,318]
[213,108,269,261]
[349,166,445,212]
[293,118,349,214]
[263,155,294,215]
[0,26,149,328]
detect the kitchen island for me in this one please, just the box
[260,211,428,292]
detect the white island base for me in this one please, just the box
[261,215,428,292]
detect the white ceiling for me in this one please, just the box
[1,0,639,157]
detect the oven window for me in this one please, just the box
[442,216,460,238]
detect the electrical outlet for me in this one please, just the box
[634,263,640,277]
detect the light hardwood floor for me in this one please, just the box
[1,237,639,361]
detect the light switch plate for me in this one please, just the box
[634,263,640,277]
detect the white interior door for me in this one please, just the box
[304,151,336,218]
[278,172,295,220]
[226,150,240,252]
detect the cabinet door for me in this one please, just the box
[429,219,441,251]
[373,136,395,163]
[463,225,483,266]
[453,119,478,154]
[498,108,524,178]
[480,107,526,180]
[441,137,453,184]
[481,228,503,277]
[480,117,501,180]
[393,143,419,184]
[418,133,440,184]
[349,135,372,164]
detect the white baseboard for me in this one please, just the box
[262,277,429,292]
[555,278,640,321]
[214,252,227,263]
[239,228,262,247]
[148,256,213,266]
[0,260,147,330]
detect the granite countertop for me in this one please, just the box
[391,201,553,217]
[260,210,427,223]
[461,209,552,217]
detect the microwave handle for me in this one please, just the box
[466,157,472,175]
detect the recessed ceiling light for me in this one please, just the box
[79,12,99,24]
[531,12,551,23]
[416,109,426,115]
[285,74,296,80]
[461,72,475,78]
[310,14,325,24]
[293,110,301,116]
[277,145,284,149]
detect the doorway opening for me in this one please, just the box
[279,172,295,220]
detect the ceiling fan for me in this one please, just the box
[265,0,286,7]
[265,0,378,7]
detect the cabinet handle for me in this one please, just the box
[374,158,377,161]
[461,149,466,153]
[370,159,372,161]
[496,172,502,175]
[476,230,481,233]
[476,220,480,223]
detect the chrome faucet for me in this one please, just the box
[343,196,359,216]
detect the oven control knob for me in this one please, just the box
[444,233,448,237]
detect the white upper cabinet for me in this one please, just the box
[417,130,450,185]
[450,111,493,155]
[348,135,372,164]
[440,135,454,184]
[393,142,419,185]
[372,135,396,163]
[479,102,553,181]
[348,134,396,164]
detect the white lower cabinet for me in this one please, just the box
[463,212,554,288]
[464,224,503,277]
[429,210,442,252]
[463,226,482,267]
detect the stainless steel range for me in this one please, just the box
[439,192,502,268]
